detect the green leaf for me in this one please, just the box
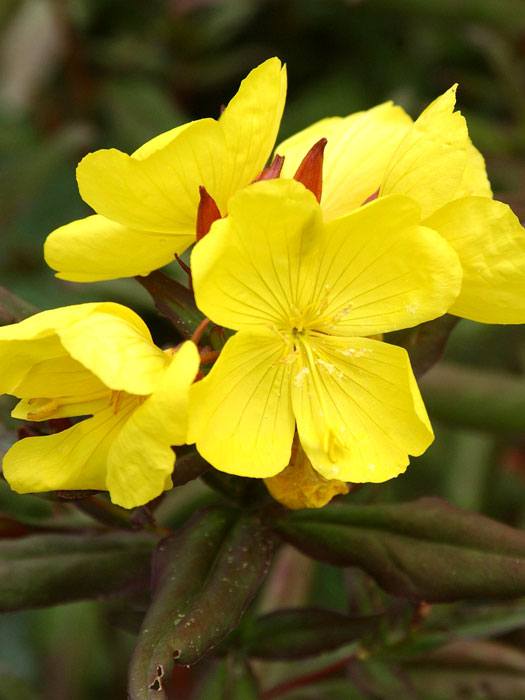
[0,532,155,611]
[386,314,459,377]
[128,507,274,699]
[404,640,525,699]
[240,608,381,660]
[275,497,525,602]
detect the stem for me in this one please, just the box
[261,653,355,699]
[74,496,135,530]
[192,318,211,345]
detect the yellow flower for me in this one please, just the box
[0,303,199,508]
[188,179,462,482]
[277,86,525,324]
[44,58,287,282]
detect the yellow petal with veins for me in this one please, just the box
[45,215,192,282]
[219,57,287,195]
[425,197,525,323]
[380,86,470,218]
[278,102,412,219]
[189,330,295,477]
[3,400,137,494]
[107,341,200,508]
[58,310,168,395]
[193,182,462,338]
[312,195,463,337]
[191,179,322,331]
[292,336,433,483]
[76,118,226,234]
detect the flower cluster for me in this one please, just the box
[3,58,525,509]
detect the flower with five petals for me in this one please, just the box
[0,303,199,508]
[188,179,462,482]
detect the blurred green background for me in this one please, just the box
[2,0,525,697]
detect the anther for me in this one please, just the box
[293,138,327,203]
[196,186,221,241]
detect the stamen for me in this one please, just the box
[196,186,221,241]
[110,391,123,414]
[255,154,285,181]
[27,399,60,421]
[293,138,327,203]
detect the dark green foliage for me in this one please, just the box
[276,498,525,602]
[0,531,156,611]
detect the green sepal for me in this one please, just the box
[137,270,205,339]
[128,507,274,699]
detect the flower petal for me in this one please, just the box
[219,57,287,194]
[2,403,136,494]
[0,304,106,394]
[292,336,433,483]
[11,395,110,421]
[132,123,192,160]
[279,103,412,219]
[380,86,471,218]
[0,303,163,397]
[45,215,192,282]
[425,196,525,323]
[191,179,322,330]
[76,118,227,234]
[11,352,106,403]
[311,195,462,336]
[106,341,200,508]
[456,143,492,198]
[57,309,168,395]
[188,330,295,477]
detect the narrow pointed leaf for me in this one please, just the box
[275,497,525,602]
[240,608,381,660]
[0,532,155,611]
[129,507,274,699]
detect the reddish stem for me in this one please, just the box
[261,653,355,699]
[191,318,211,345]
